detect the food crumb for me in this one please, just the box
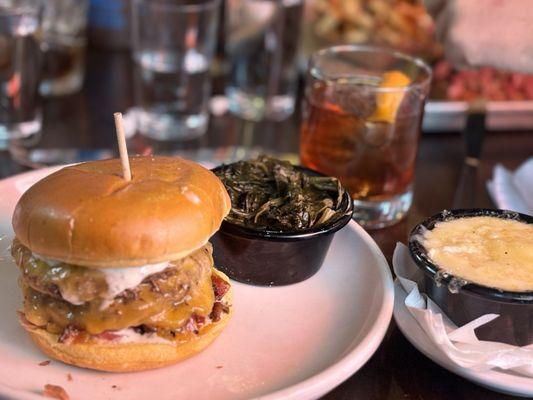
[39,360,51,366]
[66,374,73,382]
[43,384,69,400]
[216,365,223,369]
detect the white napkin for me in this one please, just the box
[487,158,533,215]
[394,243,533,377]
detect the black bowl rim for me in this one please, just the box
[408,208,533,304]
[211,163,354,241]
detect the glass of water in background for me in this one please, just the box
[0,0,42,145]
[40,0,88,96]
[131,0,220,141]
[225,0,304,121]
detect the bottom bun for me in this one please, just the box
[24,270,233,372]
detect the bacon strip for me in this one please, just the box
[210,302,229,322]
[58,325,81,345]
[211,274,230,301]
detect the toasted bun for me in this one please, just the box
[12,156,231,268]
[23,270,232,372]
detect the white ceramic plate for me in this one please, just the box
[394,280,533,398]
[0,167,394,400]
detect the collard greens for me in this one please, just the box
[215,156,348,232]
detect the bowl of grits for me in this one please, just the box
[408,209,533,346]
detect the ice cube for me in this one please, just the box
[330,85,377,119]
[363,121,394,147]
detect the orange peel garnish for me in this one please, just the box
[368,70,411,123]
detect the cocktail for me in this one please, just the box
[300,45,431,228]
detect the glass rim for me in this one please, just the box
[132,0,221,12]
[309,44,433,93]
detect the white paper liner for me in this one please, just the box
[394,243,533,377]
[487,157,533,215]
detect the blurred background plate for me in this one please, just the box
[301,0,533,132]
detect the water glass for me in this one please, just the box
[131,0,220,141]
[300,46,431,229]
[225,0,304,121]
[0,0,42,144]
[39,0,88,96]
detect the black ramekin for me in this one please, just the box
[211,165,354,286]
[408,209,533,346]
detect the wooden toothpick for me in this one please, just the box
[114,112,132,181]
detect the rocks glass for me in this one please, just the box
[300,45,431,228]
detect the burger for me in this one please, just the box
[10,156,233,372]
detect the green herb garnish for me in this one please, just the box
[215,156,348,232]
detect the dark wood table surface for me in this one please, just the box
[1,50,532,400]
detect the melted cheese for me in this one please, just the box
[23,269,215,334]
[33,253,171,306]
[422,216,533,292]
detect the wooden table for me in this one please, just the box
[1,50,532,399]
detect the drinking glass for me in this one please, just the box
[225,0,304,121]
[39,0,88,96]
[0,0,42,145]
[300,45,431,228]
[131,0,220,141]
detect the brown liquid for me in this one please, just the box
[300,83,422,201]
